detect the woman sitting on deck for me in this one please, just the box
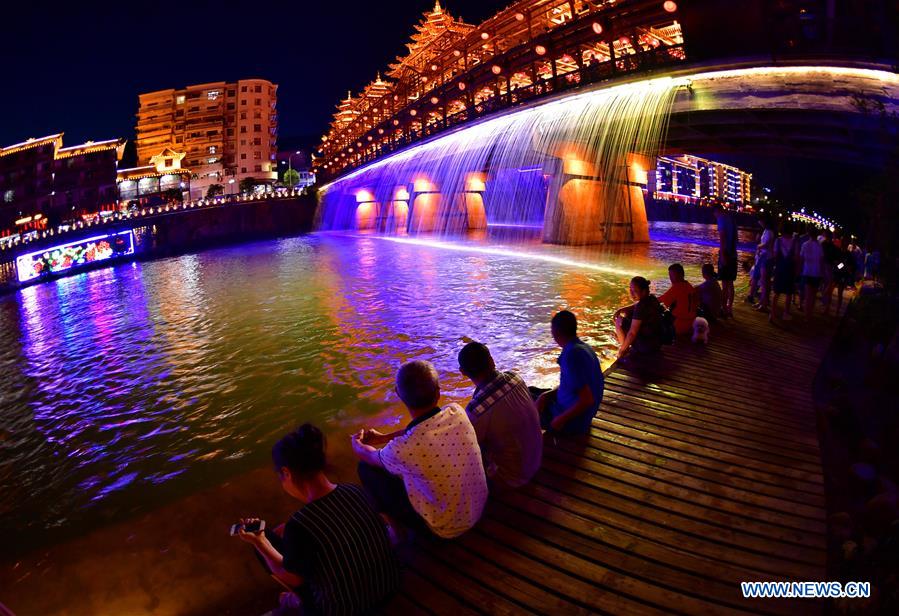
[613,276,664,358]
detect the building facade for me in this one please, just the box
[0,134,124,237]
[135,79,278,198]
[117,148,192,206]
[649,154,752,207]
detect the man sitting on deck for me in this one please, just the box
[535,311,604,436]
[659,263,698,336]
[458,341,543,489]
[352,360,488,539]
[237,423,400,615]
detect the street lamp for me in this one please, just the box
[286,150,301,187]
[228,178,235,198]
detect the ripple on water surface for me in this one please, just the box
[0,223,743,553]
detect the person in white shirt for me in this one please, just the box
[800,228,825,318]
[352,360,488,539]
[756,218,776,312]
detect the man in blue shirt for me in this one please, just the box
[535,310,604,436]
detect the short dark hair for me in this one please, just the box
[551,310,578,337]
[396,360,440,409]
[701,263,716,279]
[458,342,493,376]
[631,276,651,292]
[272,423,326,477]
[668,263,685,278]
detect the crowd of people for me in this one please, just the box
[234,310,604,615]
[230,207,877,614]
[742,215,878,323]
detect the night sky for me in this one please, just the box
[1,0,506,147]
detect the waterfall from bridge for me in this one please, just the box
[318,75,688,244]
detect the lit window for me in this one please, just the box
[208,146,217,154]
[207,90,220,101]
[208,157,217,164]
[176,95,185,104]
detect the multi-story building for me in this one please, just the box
[135,79,278,198]
[0,134,124,236]
[648,154,752,207]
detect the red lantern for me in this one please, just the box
[592,22,603,35]
[663,1,677,12]
[535,45,547,56]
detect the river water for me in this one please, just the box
[0,222,754,555]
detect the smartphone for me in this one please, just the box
[230,519,266,536]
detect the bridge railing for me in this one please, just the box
[0,187,314,256]
[330,42,686,176]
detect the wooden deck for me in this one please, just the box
[387,303,832,616]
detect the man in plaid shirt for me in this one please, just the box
[459,342,543,489]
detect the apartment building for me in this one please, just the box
[649,154,752,207]
[135,79,278,197]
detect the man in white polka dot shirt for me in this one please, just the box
[351,360,488,539]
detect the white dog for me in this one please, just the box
[692,316,710,344]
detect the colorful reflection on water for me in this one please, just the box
[0,222,752,553]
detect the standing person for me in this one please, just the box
[614,277,664,357]
[770,222,798,322]
[697,263,723,322]
[794,225,810,310]
[352,360,487,539]
[820,230,840,315]
[237,424,401,616]
[833,244,856,315]
[800,227,825,318]
[755,218,776,313]
[658,263,698,335]
[865,247,880,282]
[535,310,604,436]
[745,243,763,305]
[714,205,738,317]
[458,342,543,489]
[851,242,865,285]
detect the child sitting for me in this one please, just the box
[697,263,723,322]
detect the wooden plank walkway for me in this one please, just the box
[386,302,833,615]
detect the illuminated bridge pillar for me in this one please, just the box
[409,178,441,233]
[380,186,411,234]
[542,146,650,245]
[354,190,379,231]
[444,173,487,232]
